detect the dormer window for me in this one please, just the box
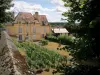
[34,22,35,25]
[34,17,37,20]
[42,21,45,26]
[25,33,29,40]
[44,21,47,25]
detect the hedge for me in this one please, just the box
[46,34,75,45]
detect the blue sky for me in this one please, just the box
[22,0,54,8]
[10,0,69,22]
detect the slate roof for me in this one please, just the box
[14,12,48,25]
[14,12,34,23]
[33,14,48,25]
[39,15,48,25]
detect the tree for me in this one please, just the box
[62,0,100,60]
[62,0,100,74]
[0,0,14,24]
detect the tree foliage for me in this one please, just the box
[46,34,74,45]
[64,65,100,75]
[62,0,100,59]
[62,0,100,74]
[40,39,48,46]
[0,0,14,24]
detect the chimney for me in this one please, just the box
[34,12,39,20]
[35,12,39,16]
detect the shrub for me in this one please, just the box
[58,34,74,45]
[46,33,52,36]
[40,39,48,46]
[57,48,59,50]
[0,24,6,37]
[0,24,5,28]
[46,35,58,42]
[64,65,100,75]
[46,34,75,45]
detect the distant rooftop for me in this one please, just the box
[49,22,67,23]
[52,28,69,34]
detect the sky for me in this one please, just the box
[9,0,69,22]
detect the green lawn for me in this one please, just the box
[43,41,70,57]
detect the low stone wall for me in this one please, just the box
[0,31,30,75]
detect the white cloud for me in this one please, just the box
[41,8,55,12]
[51,0,64,6]
[50,0,69,22]
[56,6,66,12]
[10,1,55,13]
[50,0,69,13]
[48,15,62,22]
[9,0,67,22]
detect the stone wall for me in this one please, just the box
[0,31,30,75]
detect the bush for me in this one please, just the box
[46,35,58,42]
[65,38,95,60]
[64,65,100,75]
[40,39,48,46]
[57,48,59,50]
[0,24,5,28]
[46,34,75,45]
[0,24,6,37]
[46,33,52,36]
[58,34,74,45]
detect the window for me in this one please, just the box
[18,35,22,41]
[42,21,45,26]
[44,21,46,24]
[26,24,28,33]
[25,33,29,40]
[33,26,36,33]
[44,27,46,33]
[18,27,22,33]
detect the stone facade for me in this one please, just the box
[0,31,30,75]
[6,12,51,41]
